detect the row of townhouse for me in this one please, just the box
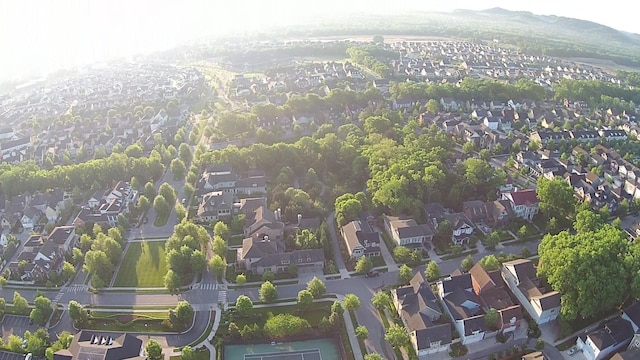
[390,257,559,359]
[73,181,137,229]
[0,189,70,232]
[342,190,540,259]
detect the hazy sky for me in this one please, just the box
[0,0,637,83]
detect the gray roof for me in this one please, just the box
[415,323,452,350]
[586,317,633,351]
[253,249,325,268]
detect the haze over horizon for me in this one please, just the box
[0,0,637,83]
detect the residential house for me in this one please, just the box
[599,129,628,142]
[47,226,77,254]
[393,272,452,357]
[195,191,235,223]
[502,190,539,221]
[577,317,633,360]
[522,352,546,360]
[501,259,561,324]
[340,218,381,259]
[53,331,145,360]
[73,181,137,228]
[383,214,435,249]
[611,348,640,360]
[444,213,475,245]
[529,130,571,145]
[463,200,514,227]
[21,207,42,230]
[236,236,324,275]
[469,263,523,333]
[243,205,284,241]
[437,271,487,345]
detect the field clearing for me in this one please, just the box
[113,241,168,287]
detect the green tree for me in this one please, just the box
[262,269,275,282]
[213,221,230,241]
[295,229,320,249]
[462,141,476,154]
[537,177,576,219]
[574,209,605,233]
[343,294,361,311]
[178,143,192,165]
[331,300,344,316]
[145,339,163,360]
[480,255,500,271]
[170,158,186,180]
[393,246,413,264]
[485,231,501,250]
[355,325,369,340]
[212,235,227,256]
[12,291,29,315]
[235,295,253,315]
[259,281,278,303]
[235,274,247,284]
[209,255,225,280]
[181,346,195,360]
[153,195,170,219]
[385,324,410,349]
[425,261,441,281]
[517,225,528,239]
[398,264,413,285]
[297,289,314,309]
[24,329,46,354]
[461,254,475,272]
[164,269,181,291]
[7,334,23,352]
[68,300,89,325]
[371,292,391,311]
[306,277,326,299]
[144,181,157,200]
[30,294,53,325]
[355,256,373,274]
[426,98,440,113]
[484,308,500,330]
[538,225,630,320]
[137,195,151,212]
[171,301,194,329]
[175,203,187,222]
[264,314,311,339]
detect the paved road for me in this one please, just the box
[325,212,350,279]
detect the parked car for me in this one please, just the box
[25,354,32,360]
[366,270,379,278]
[567,346,578,355]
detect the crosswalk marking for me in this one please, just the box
[217,290,227,304]
[66,285,89,292]
[195,283,226,290]
[54,292,64,302]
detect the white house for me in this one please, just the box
[501,259,561,324]
[438,272,487,345]
[577,317,633,360]
[383,214,435,248]
[501,189,539,221]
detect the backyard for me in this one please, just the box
[113,240,168,287]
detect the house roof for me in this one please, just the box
[48,226,74,245]
[503,259,537,283]
[56,331,144,360]
[414,324,452,350]
[470,263,501,294]
[508,189,539,206]
[499,305,523,326]
[611,347,640,360]
[444,286,482,320]
[521,351,546,360]
[462,315,487,335]
[586,317,633,351]
[623,302,640,329]
[297,217,321,231]
[444,212,474,230]
[341,220,380,255]
[253,249,325,268]
[424,203,447,222]
[240,237,281,260]
[441,272,473,295]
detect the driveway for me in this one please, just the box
[325,212,350,279]
[1,315,38,339]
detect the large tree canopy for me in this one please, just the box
[538,225,636,320]
[536,177,576,219]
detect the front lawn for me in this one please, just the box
[113,241,168,287]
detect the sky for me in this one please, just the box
[0,0,637,83]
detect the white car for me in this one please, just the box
[567,346,578,355]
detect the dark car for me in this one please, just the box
[143,217,149,224]
[366,270,379,278]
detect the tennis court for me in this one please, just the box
[225,338,340,360]
[244,348,321,360]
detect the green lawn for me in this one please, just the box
[113,241,168,287]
